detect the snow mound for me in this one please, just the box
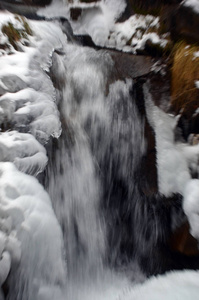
[0,88,61,144]
[106,14,168,53]
[0,131,47,175]
[183,179,199,239]
[118,270,199,300]
[0,13,68,299]
[0,15,66,143]
[0,162,66,299]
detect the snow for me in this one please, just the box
[118,270,199,300]
[0,11,68,299]
[145,90,199,198]
[145,95,189,196]
[193,51,199,59]
[70,7,168,52]
[0,131,47,175]
[0,15,64,143]
[182,0,199,13]
[195,80,199,89]
[0,162,66,298]
[38,0,168,53]
[183,179,199,239]
[105,14,167,53]
[145,90,199,245]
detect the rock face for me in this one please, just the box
[126,0,181,14]
[17,0,51,5]
[0,0,51,9]
[79,0,100,2]
[108,51,153,82]
[161,4,199,44]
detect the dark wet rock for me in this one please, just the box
[55,17,74,42]
[0,85,7,97]
[123,0,181,17]
[0,0,38,14]
[147,61,171,111]
[116,1,134,22]
[161,3,199,44]
[190,114,199,135]
[0,0,51,6]
[79,0,100,2]
[108,51,153,82]
[70,8,83,21]
[133,79,158,196]
[69,5,102,25]
[177,113,199,142]
[0,0,51,16]
[24,0,51,5]
[75,34,99,48]
[49,51,66,91]
[169,221,199,256]
[80,0,101,3]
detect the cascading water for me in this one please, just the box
[45,43,146,299]
[1,2,199,299]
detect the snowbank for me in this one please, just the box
[0,162,66,299]
[117,270,199,300]
[0,11,68,299]
[182,0,199,13]
[0,131,47,175]
[0,12,65,143]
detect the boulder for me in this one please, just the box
[108,51,153,82]
[70,8,82,21]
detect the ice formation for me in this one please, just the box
[0,12,67,299]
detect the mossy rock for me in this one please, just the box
[1,15,33,50]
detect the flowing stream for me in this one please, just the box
[44,42,146,299]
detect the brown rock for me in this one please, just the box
[70,8,82,21]
[161,4,199,44]
[169,221,199,256]
[108,51,153,82]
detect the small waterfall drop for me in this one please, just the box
[45,41,146,299]
[1,4,199,300]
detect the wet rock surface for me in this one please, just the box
[161,4,199,44]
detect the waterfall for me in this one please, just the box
[44,42,146,299]
[1,4,199,300]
